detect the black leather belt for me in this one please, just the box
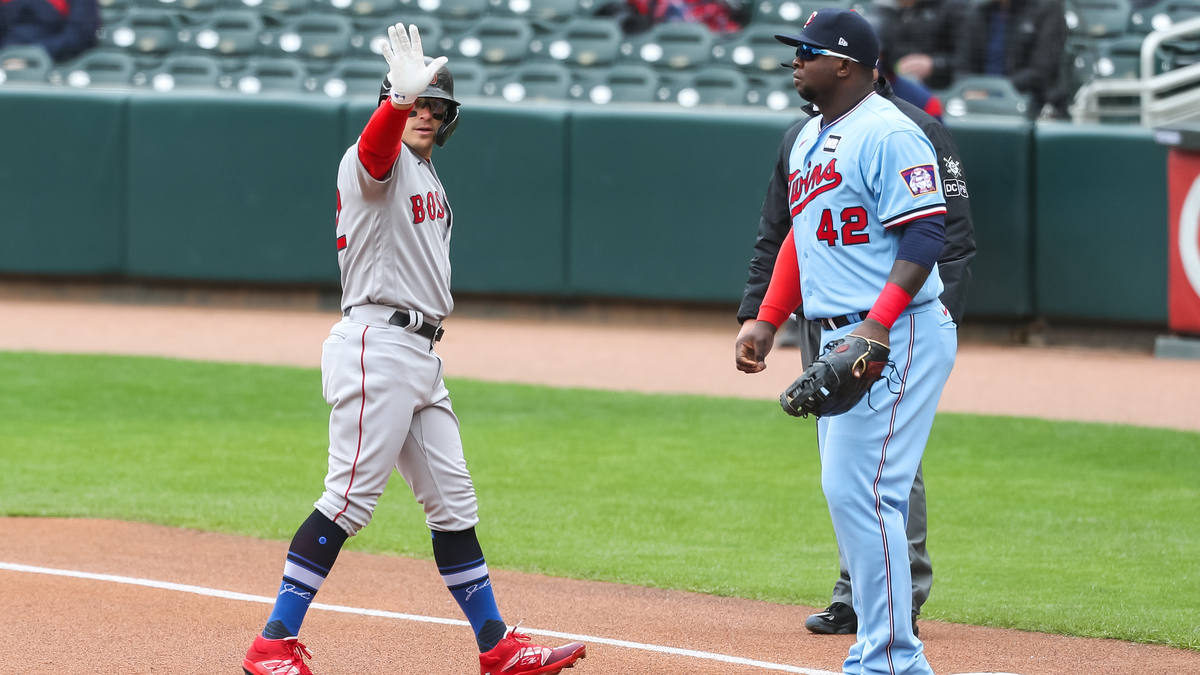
[388,310,445,342]
[817,311,868,331]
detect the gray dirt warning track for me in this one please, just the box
[2,298,1200,674]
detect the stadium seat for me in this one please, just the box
[745,72,804,109]
[313,0,400,14]
[317,57,388,96]
[352,15,444,57]
[97,0,132,15]
[567,64,659,102]
[1062,36,1097,92]
[0,45,54,84]
[483,61,571,100]
[749,0,809,26]
[411,0,488,21]
[143,54,223,90]
[941,76,1029,116]
[528,17,621,67]
[446,17,532,63]
[491,0,577,20]
[1093,36,1147,78]
[225,0,313,15]
[1072,0,1131,37]
[448,58,486,94]
[50,50,138,87]
[134,0,220,13]
[183,11,265,56]
[711,24,795,73]
[1129,0,1200,33]
[230,57,309,92]
[623,22,713,69]
[672,65,748,106]
[273,14,354,60]
[100,10,183,55]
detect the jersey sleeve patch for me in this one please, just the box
[900,164,938,197]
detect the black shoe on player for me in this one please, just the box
[804,602,857,635]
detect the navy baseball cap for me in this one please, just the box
[775,9,880,67]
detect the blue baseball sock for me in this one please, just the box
[431,527,507,652]
[262,510,348,640]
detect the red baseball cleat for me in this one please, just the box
[479,627,586,675]
[242,634,315,675]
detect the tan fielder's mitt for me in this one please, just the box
[779,335,890,418]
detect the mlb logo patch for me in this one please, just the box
[822,135,841,153]
[900,165,938,197]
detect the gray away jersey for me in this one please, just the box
[335,142,454,322]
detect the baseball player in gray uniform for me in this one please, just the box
[241,24,586,675]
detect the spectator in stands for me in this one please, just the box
[0,0,99,62]
[954,0,1068,117]
[876,0,966,91]
[599,0,749,35]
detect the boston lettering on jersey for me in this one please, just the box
[788,159,842,218]
[410,191,448,224]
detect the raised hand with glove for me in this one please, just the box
[380,23,448,109]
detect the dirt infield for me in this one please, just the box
[3,296,1200,674]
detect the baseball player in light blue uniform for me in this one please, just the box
[737,9,957,675]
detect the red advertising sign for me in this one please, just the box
[1168,149,1200,335]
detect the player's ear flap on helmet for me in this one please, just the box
[435,105,459,147]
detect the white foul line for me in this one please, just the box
[1,561,838,675]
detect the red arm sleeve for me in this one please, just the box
[756,228,802,329]
[357,102,413,181]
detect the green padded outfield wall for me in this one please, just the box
[1034,123,1168,322]
[944,117,1036,318]
[344,101,571,296]
[125,94,344,284]
[569,107,799,302]
[0,89,127,275]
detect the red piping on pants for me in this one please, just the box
[333,325,370,525]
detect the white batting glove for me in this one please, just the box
[380,23,448,107]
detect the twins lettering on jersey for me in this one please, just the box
[410,191,447,225]
[789,159,871,248]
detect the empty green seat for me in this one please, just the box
[1073,0,1131,36]
[448,17,532,63]
[271,14,354,60]
[0,45,53,84]
[226,0,313,15]
[745,72,804,109]
[493,0,577,20]
[101,9,183,55]
[673,65,747,106]
[941,76,1030,117]
[318,58,387,96]
[52,50,138,87]
[447,58,485,95]
[1129,0,1200,33]
[317,0,400,16]
[413,0,487,21]
[1093,36,1146,78]
[184,11,265,56]
[750,0,811,26]
[233,57,308,92]
[483,61,570,100]
[144,54,223,90]
[133,0,221,12]
[528,17,620,66]
[568,64,659,102]
[712,24,794,73]
[625,22,713,69]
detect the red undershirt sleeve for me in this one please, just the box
[357,102,413,181]
[756,228,802,329]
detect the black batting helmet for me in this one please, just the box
[379,57,460,147]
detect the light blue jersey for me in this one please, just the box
[788,92,947,321]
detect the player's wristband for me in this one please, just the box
[866,282,913,330]
[389,89,418,106]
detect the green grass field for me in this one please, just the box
[0,351,1197,649]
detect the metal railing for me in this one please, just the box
[1072,15,1200,126]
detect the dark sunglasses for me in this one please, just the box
[408,98,450,120]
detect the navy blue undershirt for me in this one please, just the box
[895,214,945,271]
